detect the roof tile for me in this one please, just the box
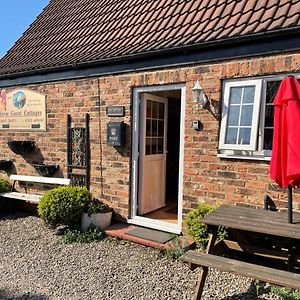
[1,0,300,75]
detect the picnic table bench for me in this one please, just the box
[181,205,300,299]
[0,174,70,204]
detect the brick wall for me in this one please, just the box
[1,52,300,219]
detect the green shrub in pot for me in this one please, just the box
[86,198,112,215]
[38,186,92,227]
[185,204,227,249]
[0,177,12,193]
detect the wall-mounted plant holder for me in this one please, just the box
[0,159,13,171]
[33,164,59,177]
[8,141,37,155]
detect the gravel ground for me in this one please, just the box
[0,213,282,300]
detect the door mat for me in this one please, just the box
[126,227,174,244]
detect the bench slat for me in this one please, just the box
[181,251,300,289]
[9,175,70,185]
[0,192,41,204]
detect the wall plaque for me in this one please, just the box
[0,89,46,130]
[106,106,125,117]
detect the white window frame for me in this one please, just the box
[218,74,300,161]
[219,79,262,151]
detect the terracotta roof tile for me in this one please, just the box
[1,0,300,75]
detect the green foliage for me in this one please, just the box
[163,235,189,260]
[0,177,12,193]
[185,204,227,248]
[61,225,106,244]
[38,186,92,226]
[271,286,300,300]
[86,198,112,215]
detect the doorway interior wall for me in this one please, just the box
[129,84,186,234]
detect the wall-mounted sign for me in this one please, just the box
[0,89,46,130]
[106,106,125,117]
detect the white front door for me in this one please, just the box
[138,93,168,215]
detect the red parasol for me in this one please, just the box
[270,75,300,223]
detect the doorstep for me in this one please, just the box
[104,223,195,250]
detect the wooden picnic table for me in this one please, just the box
[182,205,300,300]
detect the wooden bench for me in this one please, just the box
[182,251,300,290]
[0,175,71,204]
[181,205,300,299]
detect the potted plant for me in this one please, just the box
[81,198,113,231]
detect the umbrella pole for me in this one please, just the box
[288,185,293,224]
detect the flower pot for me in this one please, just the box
[33,164,59,177]
[81,211,112,231]
[8,140,37,155]
[0,160,12,171]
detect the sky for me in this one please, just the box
[0,0,49,59]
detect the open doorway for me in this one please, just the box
[130,84,185,234]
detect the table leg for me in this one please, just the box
[288,244,296,272]
[194,228,218,300]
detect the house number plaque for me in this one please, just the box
[106,106,125,117]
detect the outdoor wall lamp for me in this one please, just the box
[192,80,208,108]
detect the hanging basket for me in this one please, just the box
[0,160,13,171]
[33,164,59,177]
[8,141,37,155]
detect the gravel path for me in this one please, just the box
[0,213,281,300]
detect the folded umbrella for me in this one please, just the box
[270,75,300,223]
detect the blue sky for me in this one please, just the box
[0,0,49,58]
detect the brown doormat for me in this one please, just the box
[126,227,174,244]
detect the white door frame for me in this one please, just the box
[129,83,186,234]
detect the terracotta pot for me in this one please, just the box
[81,212,112,231]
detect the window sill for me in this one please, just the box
[217,153,271,162]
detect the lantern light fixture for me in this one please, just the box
[192,80,208,108]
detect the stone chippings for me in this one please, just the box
[0,214,281,300]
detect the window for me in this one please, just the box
[145,99,165,155]
[219,80,262,151]
[218,77,298,160]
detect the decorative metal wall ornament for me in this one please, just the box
[67,114,90,189]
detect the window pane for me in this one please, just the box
[159,102,164,119]
[242,86,255,104]
[225,127,238,144]
[227,106,240,126]
[238,128,251,145]
[240,105,253,126]
[229,87,242,104]
[152,101,159,119]
[263,81,279,151]
[264,104,274,127]
[158,120,164,137]
[151,138,158,154]
[146,119,151,136]
[264,128,273,150]
[266,81,280,104]
[152,120,158,137]
[158,138,164,154]
[146,100,152,118]
[146,138,151,155]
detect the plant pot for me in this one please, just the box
[81,211,112,231]
[0,160,12,171]
[8,140,37,155]
[33,164,59,177]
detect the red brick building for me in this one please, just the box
[0,0,300,233]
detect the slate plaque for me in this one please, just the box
[106,106,125,117]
